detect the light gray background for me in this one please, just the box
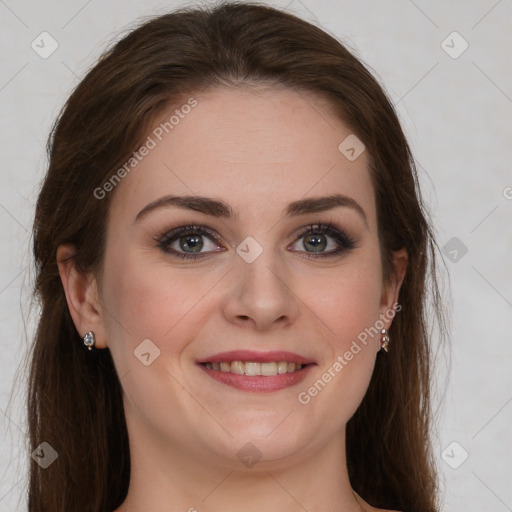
[1,0,511,510]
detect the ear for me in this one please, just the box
[57,244,108,349]
[379,247,408,329]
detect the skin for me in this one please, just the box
[58,86,407,512]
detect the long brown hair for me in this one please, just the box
[28,2,446,510]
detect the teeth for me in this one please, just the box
[245,362,261,376]
[277,361,288,374]
[230,361,244,374]
[203,361,304,376]
[261,362,278,376]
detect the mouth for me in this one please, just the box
[200,360,307,376]
[196,350,316,392]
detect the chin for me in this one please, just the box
[206,421,318,468]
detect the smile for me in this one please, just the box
[201,361,304,376]
[197,350,315,391]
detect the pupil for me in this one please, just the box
[181,235,203,252]
[305,234,325,252]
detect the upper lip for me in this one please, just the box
[197,350,316,365]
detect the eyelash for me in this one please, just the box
[155,222,356,260]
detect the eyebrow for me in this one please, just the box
[134,193,368,226]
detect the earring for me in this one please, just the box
[83,331,95,351]
[380,328,390,352]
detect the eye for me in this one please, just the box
[288,222,356,259]
[155,224,224,260]
[155,221,356,261]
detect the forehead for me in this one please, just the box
[108,86,376,228]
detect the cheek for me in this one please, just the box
[99,245,230,385]
[101,249,208,341]
[295,254,382,415]
[299,256,383,349]
[99,251,205,419]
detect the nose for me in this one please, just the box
[222,246,299,332]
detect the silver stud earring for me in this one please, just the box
[83,331,95,351]
[380,328,390,352]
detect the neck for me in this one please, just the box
[115,411,367,512]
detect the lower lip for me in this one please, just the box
[197,363,315,392]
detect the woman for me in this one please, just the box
[28,1,445,511]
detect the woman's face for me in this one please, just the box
[93,86,404,468]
